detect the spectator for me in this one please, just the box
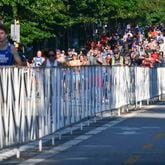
[65,48,73,62]
[150,49,161,67]
[45,50,57,67]
[159,51,164,66]
[103,54,112,66]
[69,54,81,66]
[79,54,89,65]
[27,23,165,68]
[88,49,104,65]
[112,53,124,66]
[124,53,132,66]
[56,49,65,66]
[32,50,45,67]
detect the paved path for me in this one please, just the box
[1,101,165,165]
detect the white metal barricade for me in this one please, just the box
[0,66,165,149]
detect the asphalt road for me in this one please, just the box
[2,101,165,165]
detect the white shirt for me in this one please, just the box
[33,57,45,67]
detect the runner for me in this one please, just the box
[0,24,22,66]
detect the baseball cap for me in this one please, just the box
[68,48,72,52]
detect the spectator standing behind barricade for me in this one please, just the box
[56,49,65,66]
[45,50,57,67]
[65,48,73,62]
[111,52,124,66]
[103,53,112,66]
[79,54,88,65]
[103,45,111,57]
[68,53,81,67]
[0,24,22,66]
[78,49,89,65]
[101,33,108,47]
[96,50,104,65]
[127,34,133,51]
[150,49,161,67]
[137,41,145,57]
[157,32,165,55]
[32,50,45,67]
[159,51,164,66]
[141,49,160,68]
[124,53,132,66]
[72,48,77,55]
[82,55,89,65]
[61,50,66,61]
[131,49,143,66]
[68,53,81,98]
[88,48,104,65]
[32,50,45,97]
[108,34,117,50]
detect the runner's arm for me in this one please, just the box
[11,45,23,66]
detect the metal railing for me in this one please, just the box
[0,66,165,149]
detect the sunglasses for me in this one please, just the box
[49,54,54,56]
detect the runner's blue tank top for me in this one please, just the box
[0,43,14,66]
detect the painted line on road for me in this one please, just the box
[0,107,143,162]
[116,131,138,135]
[74,135,92,140]
[17,111,141,165]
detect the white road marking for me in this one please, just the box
[0,108,147,164]
[116,131,138,135]
[17,111,141,165]
[113,126,141,131]
[142,126,160,129]
[74,135,92,140]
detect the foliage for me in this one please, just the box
[0,0,164,44]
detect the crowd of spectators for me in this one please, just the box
[31,24,165,68]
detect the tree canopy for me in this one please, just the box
[0,0,164,44]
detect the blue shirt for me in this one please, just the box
[0,43,14,66]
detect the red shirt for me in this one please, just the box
[151,53,158,61]
[101,35,108,44]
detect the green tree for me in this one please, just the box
[0,0,164,44]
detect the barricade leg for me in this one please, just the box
[16,147,20,159]
[126,105,129,112]
[80,123,83,131]
[100,112,103,120]
[58,133,62,140]
[87,117,90,126]
[147,99,149,105]
[111,110,115,117]
[70,125,73,135]
[39,139,42,152]
[118,108,121,116]
[139,101,142,109]
[52,135,55,146]
[121,107,125,113]
[94,116,97,123]
[135,102,138,110]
